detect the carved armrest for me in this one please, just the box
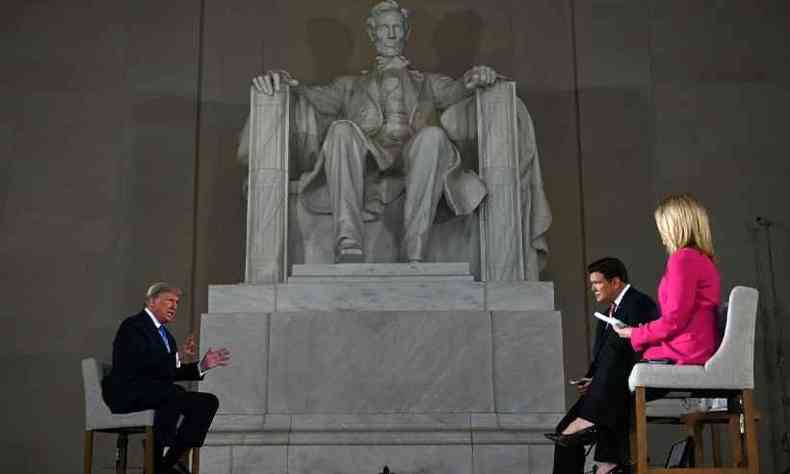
[475,81,525,281]
[244,86,291,283]
[439,81,526,281]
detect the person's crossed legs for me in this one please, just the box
[153,385,219,472]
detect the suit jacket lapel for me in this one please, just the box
[347,73,383,132]
[365,73,380,110]
[614,289,634,326]
[361,68,422,121]
[402,69,422,117]
[594,294,629,360]
[140,310,173,354]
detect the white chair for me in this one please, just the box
[82,358,155,474]
[628,286,760,473]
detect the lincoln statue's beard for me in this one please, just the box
[374,39,405,57]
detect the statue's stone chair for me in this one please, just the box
[240,81,549,283]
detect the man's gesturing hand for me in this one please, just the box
[180,334,197,360]
[200,347,231,372]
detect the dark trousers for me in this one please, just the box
[151,385,219,470]
[552,337,636,473]
[552,399,630,474]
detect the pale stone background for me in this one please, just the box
[1,0,789,472]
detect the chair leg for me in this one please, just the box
[144,427,155,474]
[116,433,128,474]
[634,386,649,474]
[191,447,200,474]
[686,415,705,467]
[729,413,744,467]
[710,423,722,467]
[741,389,760,474]
[84,431,94,474]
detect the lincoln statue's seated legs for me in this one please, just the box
[401,126,454,262]
[322,121,456,264]
[321,120,372,262]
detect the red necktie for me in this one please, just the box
[608,303,618,328]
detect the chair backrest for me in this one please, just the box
[715,301,728,345]
[703,286,759,388]
[82,358,111,429]
[82,357,156,431]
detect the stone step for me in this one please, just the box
[208,280,554,313]
[287,275,475,282]
[206,412,564,444]
[290,262,472,279]
[210,412,561,432]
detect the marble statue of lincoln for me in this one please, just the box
[251,0,501,263]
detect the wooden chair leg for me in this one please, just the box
[741,389,760,474]
[710,423,722,467]
[628,420,638,469]
[686,416,705,467]
[729,413,744,467]
[144,427,155,474]
[84,431,94,474]
[116,433,128,474]
[634,386,649,474]
[191,447,200,474]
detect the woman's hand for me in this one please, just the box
[613,325,633,338]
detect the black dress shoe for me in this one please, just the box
[158,460,190,474]
[596,464,631,474]
[544,432,560,442]
[553,425,599,447]
[170,461,191,474]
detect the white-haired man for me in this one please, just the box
[102,283,231,474]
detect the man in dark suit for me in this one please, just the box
[102,283,231,474]
[549,257,658,474]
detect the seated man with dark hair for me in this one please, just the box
[546,257,658,474]
[102,283,231,474]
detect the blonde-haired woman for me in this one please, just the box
[614,193,721,365]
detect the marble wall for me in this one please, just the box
[202,309,564,416]
[1,2,204,473]
[198,278,565,473]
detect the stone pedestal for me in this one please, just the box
[200,264,565,474]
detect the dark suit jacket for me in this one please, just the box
[586,286,658,379]
[102,310,202,413]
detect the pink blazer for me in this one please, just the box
[631,247,721,365]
